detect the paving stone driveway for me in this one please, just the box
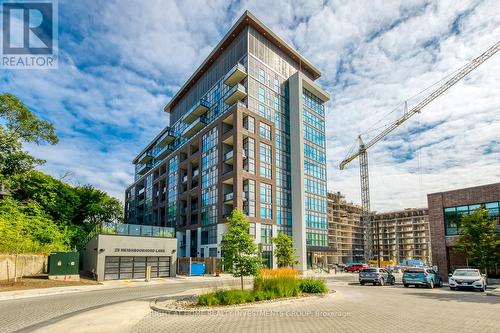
[131,283,500,333]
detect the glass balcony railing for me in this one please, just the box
[223,150,234,164]
[192,168,199,178]
[224,63,247,86]
[182,115,208,139]
[97,222,175,238]
[184,98,210,124]
[224,83,247,105]
[136,162,152,175]
[224,192,234,202]
[136,151,153,164]
[154,143,174,160]
[157,128,176,147]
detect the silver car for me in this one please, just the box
[448,269,487,292]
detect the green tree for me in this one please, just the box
[221,209,262,290]
[272,233,297,268]
[0,93,58,179]
[455,208,500,277]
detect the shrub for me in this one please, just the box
[197,289,255,306]
[299,278,328,294]
[254,268,300,297]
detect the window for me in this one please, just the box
[259,87,265,103]
[259,143,272,179]
[261,224,272,244]
[258,68,265,83]
[243,115,255,133]
[259,122,271,140]
[243,179,256,217]
[443,201,500,235]
[260,183,272,219]
[243,137,255,174]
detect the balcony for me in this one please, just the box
[154,144,173,160]
[182,116,208,139]
[182,174,188,183]
[192,168,199,179]
[223,150,234,165]
[224,192,234,204]
[184,98,210,124]
[136,162,152,175]
[157,128,176,147]
[137,151,153,164]
[96,222,175,238]
[223,63,247,86]
[224,83,247,105]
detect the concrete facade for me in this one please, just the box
[81,234,177,281]
[427,183,500,279]
[326,191,364,265]
[0,254,47,281]
[371,208,431,264]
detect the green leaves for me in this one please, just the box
[455,207,500,272]
[221,209,262,287]
[272,233,297,268]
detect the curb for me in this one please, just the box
[150,291,335,315]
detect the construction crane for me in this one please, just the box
[339,40,500,263]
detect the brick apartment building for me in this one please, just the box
[124,11,330,270]
[427,183,500,279]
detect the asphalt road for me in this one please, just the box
[0,279,239,333]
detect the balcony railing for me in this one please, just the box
[192,168,199,178]
[136,151,153,164]
[97,222,175,238]
[157,128,176,147]
[223,150,234,164]
[154,143,174,160]
[182,116,208,139]
[224,192,234,202]
[223,63,247,86]
[136,162,152,175]
[184,98,210,124]
[224,83,247,105]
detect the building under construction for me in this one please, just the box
[327,191,365,264]
[371,208,431,264]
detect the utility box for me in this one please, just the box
[48,252,80,281]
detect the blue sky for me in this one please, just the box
[1,0,499,210]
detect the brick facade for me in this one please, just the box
[427,183,500,279]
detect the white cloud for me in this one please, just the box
[1,0,499,211]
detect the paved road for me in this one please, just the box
[0,279,243,333]
[3,274,499,332]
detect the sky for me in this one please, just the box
[1,0,499,211]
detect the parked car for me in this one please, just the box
[344,263,368,272]
[448,269,487,292]
[402,267,441,288]
[359,268,396,286]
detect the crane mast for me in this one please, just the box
[339,40,500,263]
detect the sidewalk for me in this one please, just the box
[0,274,243,302]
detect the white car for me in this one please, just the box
[448,269,487,292]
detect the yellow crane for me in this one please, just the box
[339,40,500,263]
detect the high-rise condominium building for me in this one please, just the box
[371,208,431,264]
[124,11,330,270]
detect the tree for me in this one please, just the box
[0,93,58,179]
[221,209,262,290]
[272,233,297,268]
[455,208,500,277]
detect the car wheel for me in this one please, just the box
[404,284,409,288]
[379,278,385,286]
[390,277,395,285]
[428,280,434,289]
[450,287,456,291]
[360,282,365,286]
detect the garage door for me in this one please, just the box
[104,256,171,280]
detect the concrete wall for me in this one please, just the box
[81,234,177,281]
[0,254,48,281]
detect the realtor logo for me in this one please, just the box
[1,0,58,68]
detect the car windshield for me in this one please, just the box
[454,270,480,277]
[405,268,424,273]
[362,269,377,272]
